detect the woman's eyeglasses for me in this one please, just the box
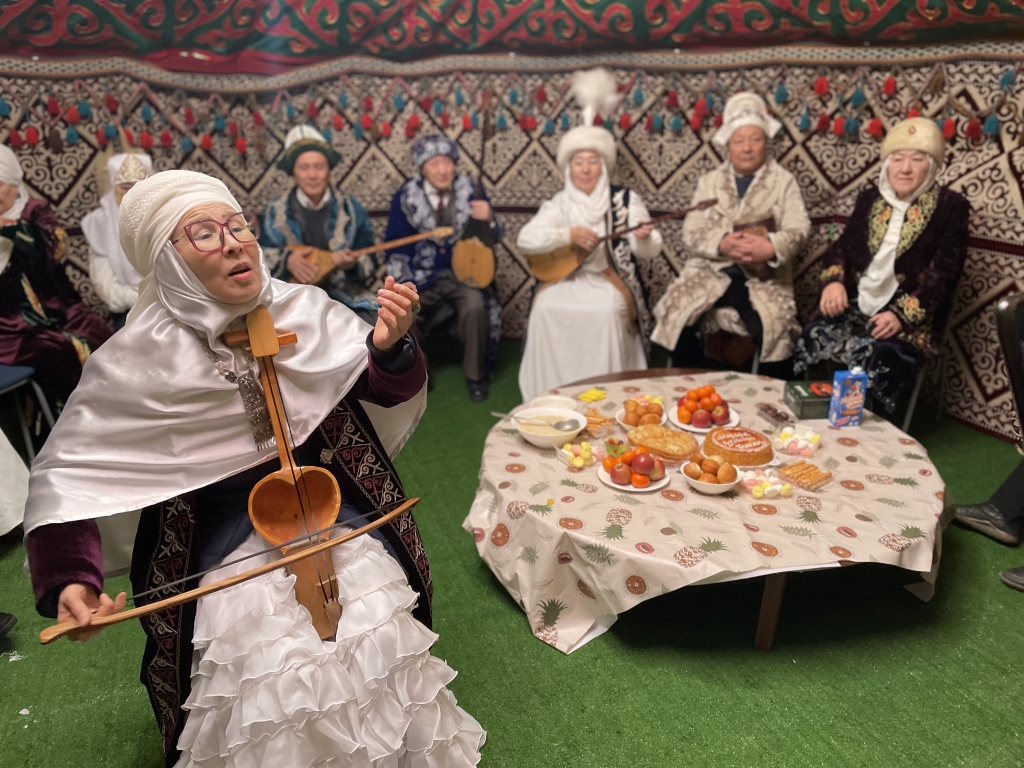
[172,212,260,252]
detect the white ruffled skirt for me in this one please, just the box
[174,530,485,767]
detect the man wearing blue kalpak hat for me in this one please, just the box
[385,134,502,401]
[261,125,378,323]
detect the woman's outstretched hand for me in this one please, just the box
[373,276,420,352]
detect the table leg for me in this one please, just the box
[754,573,787,652]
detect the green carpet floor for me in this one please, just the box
[2,342,1023,767]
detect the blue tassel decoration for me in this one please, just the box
[508,89,518,106]
[652,114,664,132]
[103,124,117,140]
[984,114,1000,136]
[496,112,508,131]
[286,103,296,120]
[471,111,480,129]
[799,110,811,132]
[1000,68,1016,89]
[633,88,643,106]
[141,104,153,122]
[774,84,789,104]
[322,128,332,142]
[181,135,194,151]
[602,118,613,132]
[354,123,364,139]
[394,94,406,111]
[851,88,866,108]
[543,118,554,136]
[65,126,80,145]
[560,112,570,130]
[845,117,859,135]
[78,100,92,119]
[455,89,465,107]
[339,92,348,108]
[0,98,9,118]
[704,93,713,111]
[213,116,226,132]
[670,114,683,132]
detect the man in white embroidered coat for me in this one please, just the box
[651,93,810,377]
[81,152,152,329]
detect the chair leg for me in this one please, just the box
[29,380,55,428]
[750,347,760,376]
[902,367,926,433]
[13,389,36,463]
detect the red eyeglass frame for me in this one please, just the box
[170,211,260,252]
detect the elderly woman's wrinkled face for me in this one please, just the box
[727,125,768,176]
[0,182,18,217]
[569,151,603,195]
[887,150,931,200]
[421,155,455,191]
[172,203,262,304]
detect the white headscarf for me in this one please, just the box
[0,144,30,221]
[562,161,611,230]
[80,153,153,291]
[23,170,419,540]
[857,155,938,317]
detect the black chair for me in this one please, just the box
[995,292,1024,451]
[0,364,55,462]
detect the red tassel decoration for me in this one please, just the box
[694,99,707,118]
[713,112,723,127]
[22,126,37,146]
[832,116,845,136]
[666,90,679,108]
[813,76,829,97]
[140,131,154,149]
[95,128,106,148]
[645,114,654,131]
[200,133,213,151]
[105,93,118,112]
[235,136,247,153]
[462,114,473,130]
[689,112,702,131]
[408,113,421,130]
[252,109,264,127]
[525,115,537,131]
[419,97,433,113]
[883,76,897,97]
[405,122,417,139]
[593,114,603,126]
[66,105,80,124]
[333,113,345,130]
[942,118,957,140]
[363,95,373,112]
[906,107,920,118]
[867,118,884,138]
[360,113,373,130]
[160,129,173,147]
[184,107,195,125]
[308,101,318,119]
[536,86,547,103]
[441,111,450,128]
[123,128,135,146]
[816,112,830,132]
[227,121,239,137]
[965,118,982,140]
[619,113,631,130]
[8,130,22,149]
[381,121,392,138]
[46,95,60,117]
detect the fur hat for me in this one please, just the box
[881,117,945,167]
[556,68,621,171]
[276,125,341,174]
[411,134,459,167]
[712,92,782,148]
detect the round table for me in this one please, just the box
[463,370,951,654]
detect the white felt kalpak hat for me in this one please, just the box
[712,92,782,148]
[556,68,620,171]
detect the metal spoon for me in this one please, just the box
[491,411,580,432]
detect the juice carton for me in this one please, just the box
[829,367,868,427]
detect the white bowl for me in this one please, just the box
[680,471,741,496]
[615,408,668,430]
[513,407,585,449]
[528,395,579,411]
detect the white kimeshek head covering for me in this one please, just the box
[0,144,30,221]
[712,92,782,149]
[856,143,940,317]
[80,153,154,292]
[24,170,422,546]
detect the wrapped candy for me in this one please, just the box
[772,426,821,458]
[739,469,792,499]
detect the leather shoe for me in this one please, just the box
[467,379,489,402]
[1000,566,1024,592]
[0,612,17,639]
[954,503,1022,546]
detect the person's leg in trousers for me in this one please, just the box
[440,273,489,400]
[956,459,1024,545]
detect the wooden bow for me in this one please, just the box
[38,497,420,645]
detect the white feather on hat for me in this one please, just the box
[556,68,621,171]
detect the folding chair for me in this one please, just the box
[0,365,55,462]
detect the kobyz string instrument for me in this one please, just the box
[288,227,454,286]
[525,198,718,284]
[452,177,496,289]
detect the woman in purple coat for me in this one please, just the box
[795,118,969,420]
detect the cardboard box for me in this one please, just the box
[829,368,869,427]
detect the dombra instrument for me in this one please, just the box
[451,176,496,289]
[40,306,422,644]
[525,198,718,284]
[289,227,453,286]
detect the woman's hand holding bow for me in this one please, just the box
[373,276,420,352]
[56,583,127,642]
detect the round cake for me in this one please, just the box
[703,426,774,467]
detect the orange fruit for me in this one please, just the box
[699,396,715,411]
[709,392,723,406]
[683,398,699,413]
[630,473,651,488]
[602,455,618,472]
[635,447,650,454]
[677,407,692,424]
[620,450,637,466]
[687,389,701,400]
[697,385,712,398]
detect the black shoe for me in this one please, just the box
[0,612,17,639]
[999,566,1024,592]
[467,379,489,402]
[954,503,1022,546]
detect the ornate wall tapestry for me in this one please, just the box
[1,43,1023,439]
[3,1,1024,71]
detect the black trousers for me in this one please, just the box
[989,460,1024,522]
[410,270,488,382]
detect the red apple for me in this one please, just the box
[632,453,655,475]
[711,405,730,425]
[691,409,712,429]
[648,458,666,481]
[609,462,632,485]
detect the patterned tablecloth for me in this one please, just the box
[463,372,952,654]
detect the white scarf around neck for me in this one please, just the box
[857,156,937,317]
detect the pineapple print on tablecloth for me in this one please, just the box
[674,538,726,567]
[561,477,597,494]
[796,496,822,524]
[507,499,554,519]
[518,546,538,565]
[602,509,632,540]
[535,599,566,647]
[879,525,926,552]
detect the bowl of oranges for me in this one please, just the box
[668,383,739,433]
[598,447,670,492]
[616,395,667,429]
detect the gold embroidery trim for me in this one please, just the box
[820,264,843,282]
[896,293,926,324]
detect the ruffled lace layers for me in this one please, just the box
[175,531,485,768]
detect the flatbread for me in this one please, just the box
[627,425,697,462]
